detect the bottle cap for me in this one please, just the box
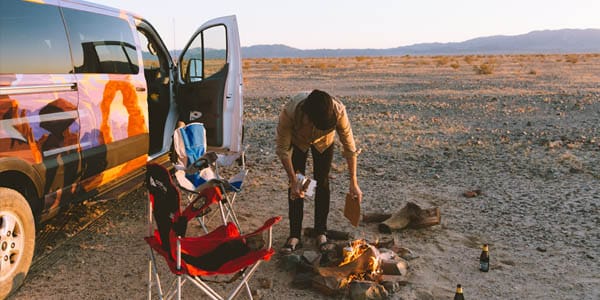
[482,244,489,251]
[456,284,463,293]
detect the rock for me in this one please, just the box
[279,254,302,271]
[536,246,547,252]
[311,275,343,296]
[302,250,321,264]
[391,246,419,261]
[348,280,388,300]
[380,258,409,276]
[463,189,482,198]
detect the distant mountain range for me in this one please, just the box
[241,29,600,58]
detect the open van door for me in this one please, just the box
[176,15,243,153]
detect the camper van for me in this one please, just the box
[0,0,243,296]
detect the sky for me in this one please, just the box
[91,0,600,50]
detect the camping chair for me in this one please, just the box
[172,122,248,232]
[145,163,280,300]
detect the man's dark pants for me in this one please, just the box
[288,144,334,239]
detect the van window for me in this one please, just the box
[180,25,227,82]
[0,0,72,74]
[62,8,139,74]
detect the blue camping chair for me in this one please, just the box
[172,122,248,233]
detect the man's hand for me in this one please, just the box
[290,176,305,199]
[349,183,363,203]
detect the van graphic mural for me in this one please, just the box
[0,0,243,297]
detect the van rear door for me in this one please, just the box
[175,15,243,152]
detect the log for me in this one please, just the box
[316,245,380,279]
[361,213,392,223]
[378,202,440,233]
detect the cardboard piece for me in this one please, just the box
[344,193,361,227]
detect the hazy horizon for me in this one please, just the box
[91,0,600,51]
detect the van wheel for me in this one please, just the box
[0,188,35,299]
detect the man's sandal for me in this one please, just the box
[280,237,302,255]
[317,234,336,253]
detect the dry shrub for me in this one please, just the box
[271,64,280,71]
[435,56,450,66]
[242,60,251,70]
[565,55,579,64]
[310,62,335,69]
[280,58,293,64]
[450,62,460,69]
[355,56,368,62]
[464,55,475,64]
[473,62,495,75]
[528,69,537,75]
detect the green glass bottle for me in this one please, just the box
[480,244,490,272]
[454,284,465,300]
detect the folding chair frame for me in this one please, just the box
[145,163,278,300]
[172,123,248,234]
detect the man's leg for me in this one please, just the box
[289,145,307,238]
[312,144,334,236]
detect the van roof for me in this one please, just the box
[59,0,143,19]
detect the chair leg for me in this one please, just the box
[243,281,253,300]
[224,199,243,234]
[149,248,164,299]
[148,259,152,300]
[177,275,182,300]
[227,261,262,300]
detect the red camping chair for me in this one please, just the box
[145,163,280,300]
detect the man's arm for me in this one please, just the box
[336,103,362,202]
[345,153,363,202]
[276,106,303,198]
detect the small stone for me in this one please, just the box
[348,280,388,300]
[463,189,481,198]
[569,167,583,174]
[391,246,419,260]
[279,254,302,271]
[380,259,408,276]
[586,254,594,260]
[536,247,547,252]
[302,250,320,264]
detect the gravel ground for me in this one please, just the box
[11,54,600,299]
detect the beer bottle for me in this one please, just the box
[480,244,490,272]
[454,284,465,300]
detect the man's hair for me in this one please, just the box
[302,89,337,130]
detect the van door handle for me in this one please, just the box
[136,87,146,92]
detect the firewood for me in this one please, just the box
[361,213,392,223]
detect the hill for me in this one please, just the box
[241,28,600,58]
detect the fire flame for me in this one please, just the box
[339,239,369,267]
[338,239,381,288]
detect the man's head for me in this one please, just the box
[302,89,337,130]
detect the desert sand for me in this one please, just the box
[10,54,600,299]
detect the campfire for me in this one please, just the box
[324,239,381,289]
[283,237,411,299]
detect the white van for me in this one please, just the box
[0,0,243,297]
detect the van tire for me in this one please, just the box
[0,188,35,299]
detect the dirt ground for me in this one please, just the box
[10,54,600,299]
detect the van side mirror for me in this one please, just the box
[187,58,203,82]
